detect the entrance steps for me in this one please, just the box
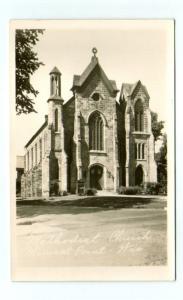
[96,190,118,197]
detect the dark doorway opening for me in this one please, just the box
[90,165,104,190]
[135,165,143,186]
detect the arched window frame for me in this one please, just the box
[89,111,104,151]
[134,99,144,132]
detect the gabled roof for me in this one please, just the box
[120,80,150,99]
[120,83,134,98]
[49,66,61,75]
[71,55,118,93]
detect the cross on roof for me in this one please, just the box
[92,47,97,56]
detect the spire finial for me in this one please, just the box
[92,47,97,57]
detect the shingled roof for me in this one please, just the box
[120,80,150,99]
[71,56,118,93]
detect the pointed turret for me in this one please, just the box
[49,66,62,99]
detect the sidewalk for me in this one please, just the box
[16,193,167,205]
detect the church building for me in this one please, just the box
[21,48,157,197]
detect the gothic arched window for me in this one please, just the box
[89,112,104,150]
[55,109,58,131]
[135,99,144,131]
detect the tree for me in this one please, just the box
[151,111,167,193]
[156,133,167,193]
[16,29,44,114]
[151,111,164,141]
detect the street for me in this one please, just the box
[16,198,167,267]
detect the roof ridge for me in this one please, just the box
[71,57,118,93]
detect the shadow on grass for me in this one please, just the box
[16,197,155,218]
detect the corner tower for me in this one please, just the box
[120,80,157,187]
[42,67,67,196]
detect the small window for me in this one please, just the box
[55,109,58,131]
[135,142,145,160]
[92,93,100,101]
[138,144,141,159]
[31,148,33,168]
[44,132,47,153]
[142,144,145,159]
[39,139,42,161]
[35,144,37,165]
[134,143,137,159]
[27,152,29,171]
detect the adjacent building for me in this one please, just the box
[16,156,24,196]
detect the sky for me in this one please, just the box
[14,20,174,156]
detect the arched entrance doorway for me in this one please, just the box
[135,165,143,186]
[90,164,104,190]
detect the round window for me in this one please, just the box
[92,93,100,101]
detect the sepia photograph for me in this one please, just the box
[11,20,175,281]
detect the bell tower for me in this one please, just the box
[48,66,64,129]
[43,66,67,195]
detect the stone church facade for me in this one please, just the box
[21,49,157,197]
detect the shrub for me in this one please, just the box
[50,182,59,196]
[62,191,68,196]
[118,186,126,194]
[156,180,167,195]
[144,182,161,195]
[118,186,142,195]
[85,188,97,196]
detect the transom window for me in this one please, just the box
[89,111,104,150]
[135,99,144,131]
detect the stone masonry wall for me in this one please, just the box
[21,163,42,197]
[70,70,118,192]
[63,98,75,192]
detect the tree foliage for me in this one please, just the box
[151,111,164,141]
[16,29,44,114]
[151,111,167,193]
[156,133,167,192]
